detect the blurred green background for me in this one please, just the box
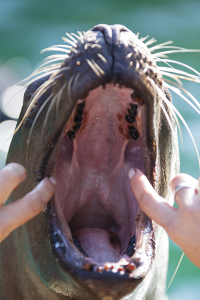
[0,0,200,298]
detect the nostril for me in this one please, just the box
[120,27,129,33]
[92,24,113,45]
[91,24,130,45]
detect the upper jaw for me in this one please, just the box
[33,25,162,299]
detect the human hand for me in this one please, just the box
[0,163,55,243]
[129,168,200,268]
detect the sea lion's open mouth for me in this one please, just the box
[20,24,176,299]
[54,84,152,272]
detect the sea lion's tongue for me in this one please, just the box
[74,228,121,263]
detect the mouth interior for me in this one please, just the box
[54,84,145,266]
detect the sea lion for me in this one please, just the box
[0,24,182,299]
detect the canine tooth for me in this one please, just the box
[129,236,136,245]
[125,244,135,257]
[51,232,66,254]
[126,263,136,272]
[135,95,144,105]
[130,92,143,105]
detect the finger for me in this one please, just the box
[196,177,200,195]
[171,174,197,206]
[0,177,55,242]
[171,173,197,192]
[129,168,176,228]
[174,187,195,207]
[0,163,26,206]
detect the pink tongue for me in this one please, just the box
[74,228,121,263]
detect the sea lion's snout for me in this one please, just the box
[92,24,130,45]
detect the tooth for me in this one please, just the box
[129,126,139,140]
[125,244,135,257]
[51,231,66,255]
[97,266,104,273]
[125,115,135,123]
[126,263,136,272]
[68,131,76,140]
[74,114,82,124]
[73,123,81,131]
[83,262,93,271]
[123,235,136,257]
[77,101,86,110]
[129,103,138,115]
[118,266,125,272]
[129,236,136,245]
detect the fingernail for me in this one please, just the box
[49,176,56,185]
[128,168,135,180]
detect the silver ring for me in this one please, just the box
[174,183,194,197]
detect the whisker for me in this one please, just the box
[27,93,53,155]
[74,73,80,88]
[150,45,184,52]
[153,49,200,57]
[140,35,149,42]
[145,37,157,47]
[164,80,200,113]
[148,41,173,52]
[156,58,200,77]
[91,59,105,75]
[67,75,74,105]
[86,59,101,78]
[12,79,57,137]
[71,33,80,40]
[148,77,183,145]
[84,43,93,50]
[91,44,102,49]
[160,101,184,148]
[43,54,69,61]
[126,53,133,59]
[45,44,72,49]
[159,70,183,85]
[56,82,67,117]
[66,33,77,43]
[77,31,84,43]
[160,103,175,136]
[97,53,107,63]
[3,71,57,110]
[158,66,200,81]
[41,82,66,137]
[41,47,70,54]
[154,81,200,170]
[62,37,76,47]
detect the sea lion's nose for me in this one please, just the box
[92,24,130,45]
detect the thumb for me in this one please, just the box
[128,168,176,228]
